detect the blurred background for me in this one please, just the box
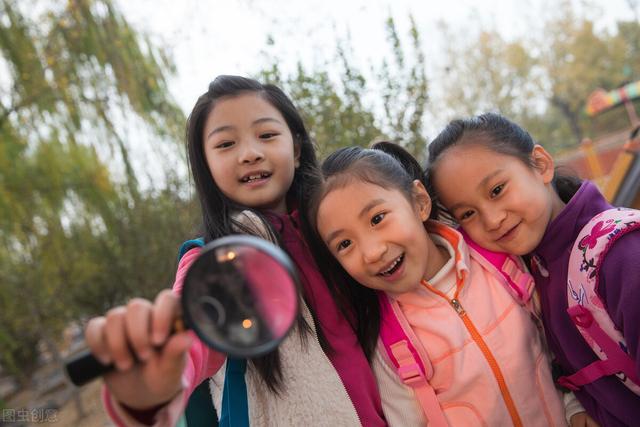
[0,0,638,425]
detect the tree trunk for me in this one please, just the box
[552,96,583,143]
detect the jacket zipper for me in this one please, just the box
[450,298,523,427]
[423,281,523,427]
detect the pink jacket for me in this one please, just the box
[388,223,566,426]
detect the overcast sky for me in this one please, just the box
[120,0,637,113]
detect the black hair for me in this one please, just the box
[305,142,433,360]
[427,112,582,204]
[187,75,318,241]
[185,75,322,393]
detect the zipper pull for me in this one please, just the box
[530,254,549,278]
[450,299,466,316]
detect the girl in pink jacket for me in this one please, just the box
[306,142,578,426]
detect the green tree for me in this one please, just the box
[542,5,631,144]
[258,14,430,161]
[0,0,193,390]
[437,25,541,123]
[262,63,382,159]
[436,2,640,153]
[376,15,430,161]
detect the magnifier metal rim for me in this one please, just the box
[181,234,300,358]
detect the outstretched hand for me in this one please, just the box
[84,289,193,410]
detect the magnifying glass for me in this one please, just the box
[65,235,300,387]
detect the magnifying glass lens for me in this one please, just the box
[182,237,299,357]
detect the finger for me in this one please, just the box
[125,298,153,362]
[151,290,180,346]
[85,316,110,365]
[104,306,134,371]
[156,331,192,373]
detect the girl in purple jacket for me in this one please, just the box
[426,113,640,427]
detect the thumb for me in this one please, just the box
[157,331,193,372]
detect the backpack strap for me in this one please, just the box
[219,359,249,427]
[179,238,249,426]
[178,238,205,260]
[378,292,449,427]
[459,230,534,305]
[560,207,640,394]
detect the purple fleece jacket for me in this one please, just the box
[530,181,640,427]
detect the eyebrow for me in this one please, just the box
[324,199,385,245]
[447,169,503,212]
[205,117,284,141]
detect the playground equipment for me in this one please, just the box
[559,80,640,208]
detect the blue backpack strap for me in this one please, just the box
[179,238,249,426]
[179,238,205,259]
[219,359,249,427]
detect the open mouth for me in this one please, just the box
[240,172,272,183]
[378,254,405,277]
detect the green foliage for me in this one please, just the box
[0,0,191,381]
[262,63,382,159]
[258,14,429,161]
[378,15,429,162]
[543,6,629,144]
[439,26,541,119]
[436,1,640,153]
[1,0,637,384]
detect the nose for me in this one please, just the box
[481,206,507,232]
[238,139,264,164]
[362,237,387,265]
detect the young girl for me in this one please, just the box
[84,76,418,426]
[306,142,569,426]
[427,112,640,427]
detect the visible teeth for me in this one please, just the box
[243,173,270,182]
[380,256,402,276]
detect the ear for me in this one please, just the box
[412,180,432,221]
[294,141,301,168]
[531,144,555,184]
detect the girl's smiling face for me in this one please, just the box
[431,143,564,255]
[202,93,300,214]
[316,179,447,294]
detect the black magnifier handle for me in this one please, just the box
[65,350,115,386]
[65,318,186,387]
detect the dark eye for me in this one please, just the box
[216,141,234,149]
[337,239,351,251]
[490,184,504,198]
[459,210,475,221]
[371,212,386,225]
[260,132,279,140]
